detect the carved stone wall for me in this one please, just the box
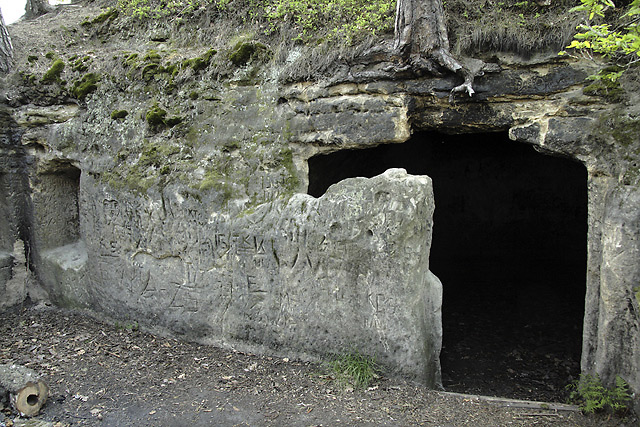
[78,169,442,384]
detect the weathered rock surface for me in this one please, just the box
[0,2,638,410]
[75,168,442,384]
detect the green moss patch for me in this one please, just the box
[143,50,162,64]
[146,103,167,127]
[598,110,640,147]
[111,109,129,120]
[145,103,182,130]
[72,56,92,73]
[105,141,183,193]
[41,59,65,84]
[229,42,268,67]
[123,53,139,68]
[182,49,216,72]
[198,168,236,204]
[278,147,301,193]
[142,63,161,80]
[71,73,100,100]
[82,7,118,27]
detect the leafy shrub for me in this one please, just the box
[560,0,640,82]
[567,374,633,414]
[116,0,231,20]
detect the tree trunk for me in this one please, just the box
[0,8,12,74]
[25,0,53,20]
[394,0,475,98]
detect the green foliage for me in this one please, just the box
[634,286,640,305]
[567,374,633,414]
[115,0,394,43]
[71,73,100,100]
[265,0,395,42]
[583,66,625,101]
[116,0,230,20]
[560,0,640,82]
[328,350,380,390]
[41,59,65,84]
[114,320,139,332]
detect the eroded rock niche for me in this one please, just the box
[309,131,588,397]
[30,163,88,307]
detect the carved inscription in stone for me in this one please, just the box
[79,169,442,386]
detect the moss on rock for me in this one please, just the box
[229,42,267,67]
[146,103,167,127]
[111,109,129,120]
[41,59,65,84]
[82,7,118,27]
[182,49,216,72]
[145,103,183,129]
[71,73,100,100]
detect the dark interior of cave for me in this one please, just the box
[308,131,587,402]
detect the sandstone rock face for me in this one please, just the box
[78,168,442,384]
[0,5,639,408]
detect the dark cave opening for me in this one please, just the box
[308,131,587,401]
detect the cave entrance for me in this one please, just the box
[308,131,587,402]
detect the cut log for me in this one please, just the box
[0,364,49,417]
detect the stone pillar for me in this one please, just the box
[249,168,442,385]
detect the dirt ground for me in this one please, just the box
[0,303,635,427]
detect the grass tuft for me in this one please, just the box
[328,350,380,390]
